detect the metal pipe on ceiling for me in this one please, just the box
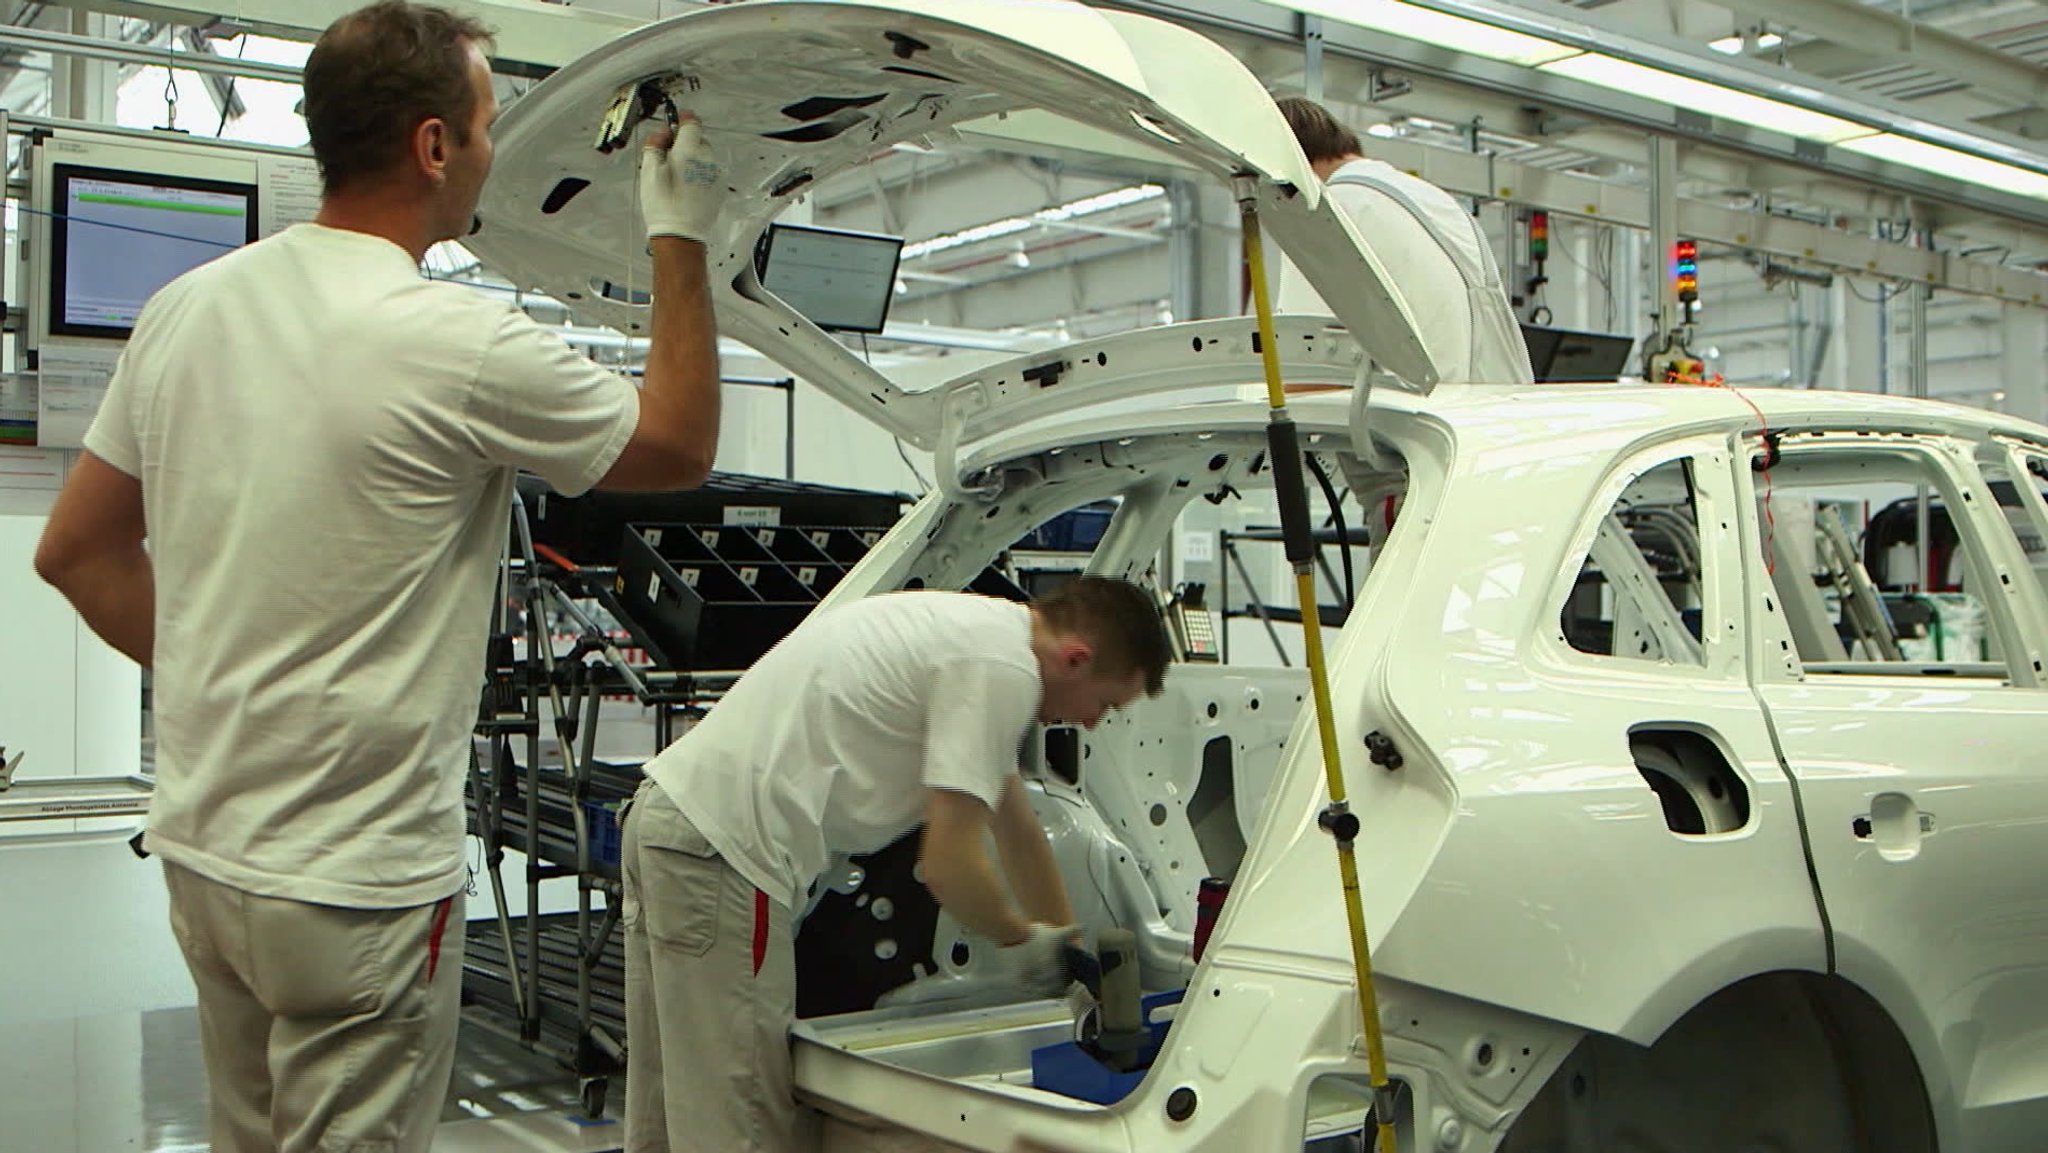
[6,110,308,154]
[40,0,631,78]
[0,21,300,82]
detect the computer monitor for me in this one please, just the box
[47,163,257,340]
[754,222,904,334]
[1520,323,1636,382]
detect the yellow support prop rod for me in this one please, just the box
[1239,189,1400,1153]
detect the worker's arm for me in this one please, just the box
[34,452,153,667]
[991,773,1076,927]
[920,787,1032,947]
[597,121,723,491]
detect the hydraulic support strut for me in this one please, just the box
[1235,177,1399,1153]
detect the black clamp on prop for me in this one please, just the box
[1318,803,1361,844]
[1264,421,1317,568]
[1371,1082,1403,1128]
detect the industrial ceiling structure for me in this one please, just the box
[6,0,2047,412]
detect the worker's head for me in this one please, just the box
[1275,96,1363,182]
[303,1,497,241]
[1029,577,1173,729]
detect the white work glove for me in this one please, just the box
[997,923,1086,999]
[639,117,723,242]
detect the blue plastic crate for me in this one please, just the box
[585,798,623,868]
[1031,989,1184,1105]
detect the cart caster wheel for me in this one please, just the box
[581,1077,609,1119]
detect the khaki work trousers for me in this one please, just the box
[622,779,798,1153]
[162,861,464,1153]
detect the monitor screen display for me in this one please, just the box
[1520,322,1635,382]
[49,164,257,339]
[1520,324,1561,378]
[1549,330,1636,382]
[756,223,903,335]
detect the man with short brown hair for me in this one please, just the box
[624,577,1173,1151]
[302,0,493,197]
[34,2,729,1149]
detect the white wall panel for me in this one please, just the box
[0,513,84,782]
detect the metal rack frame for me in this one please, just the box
[1215,526,1364,664]
[464,494,737,1118]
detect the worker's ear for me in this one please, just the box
[415,117,451,185]
[1057,637,1096,674]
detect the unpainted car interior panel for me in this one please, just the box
[468,0,2048,1149]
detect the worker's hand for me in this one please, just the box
[996,923,1090,999]
[639,115,723,243]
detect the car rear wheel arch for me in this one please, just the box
[1500,971,1936,1152]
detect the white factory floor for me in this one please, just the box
[0,827,625,1153]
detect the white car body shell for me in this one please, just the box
[471,3,2048,1149]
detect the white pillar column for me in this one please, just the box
[1824,280,1882,393]
[53,12,119,123]
[1999,303,2048,424]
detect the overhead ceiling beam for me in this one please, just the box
[45,0,648,75]
[1706,0,2048,108]
[1976,106,2048,140]
[180,27,246,123]
[1104,0,2048,229]
[0,20,300,81]
[1365,134,2048,304]
[53,0,2048,231]
[43,0,2048,304]
[945,23,1953,221]
[811,148,980,213]
[871,117,2047,308]
[1035,216,1162,243]
[916,76,2048,302]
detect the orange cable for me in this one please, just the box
[534,542,581,573]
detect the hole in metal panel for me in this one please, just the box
[540,176,590,215]
[764,116,867,143]
[1632,729,1750,836]
[883,64,956,82]
[1042,726,1081,787]
[591,279,651,305]
[1188,736,1245,881]
[781,93,884,121]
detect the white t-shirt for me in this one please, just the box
[644,592,1039,908]
[85,223,640,908]
[1276,158,1533,386]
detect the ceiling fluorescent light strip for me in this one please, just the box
[1839,134,2048,201]
[1537,53,1872,144]
[1707,32,1783,55]
[1039,183,1165,222]
[901,217,1032,261]
[902,183,1165,260]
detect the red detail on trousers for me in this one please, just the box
[752,889,769,977]
[426,897,454,982]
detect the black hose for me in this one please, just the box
[1306,453,1356,612]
